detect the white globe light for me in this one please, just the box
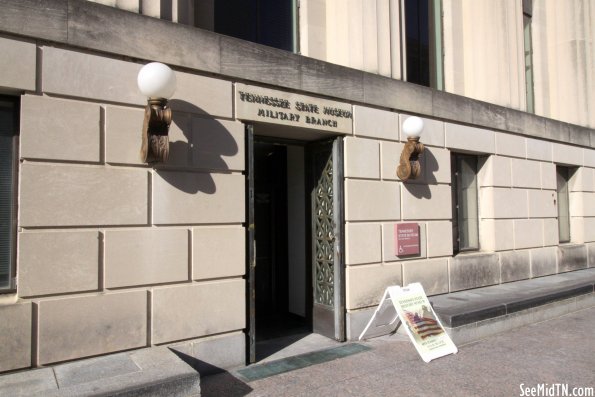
[137,62,177,99]
[402,116,424,139]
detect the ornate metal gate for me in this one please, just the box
[313,152,335,306]
[309,138,345,341]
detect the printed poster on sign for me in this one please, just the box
[390,283,458,362]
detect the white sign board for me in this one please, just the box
[359,283,458,363]
[235,83,353,134]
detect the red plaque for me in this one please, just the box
[394,223,420,256]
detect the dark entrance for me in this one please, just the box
[253,141,310,344]
[245,126,345,364]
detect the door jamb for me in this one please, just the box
[245,124,256,364]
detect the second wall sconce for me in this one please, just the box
[137,62,177,163]
[397,116,425,181]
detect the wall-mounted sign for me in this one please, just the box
[235,83,353,134]
[394,223,420,256]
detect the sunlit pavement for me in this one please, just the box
[201,306,595,397]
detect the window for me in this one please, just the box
[451,154,479,253]
[556,166,571,243]
[403,0,443,89]
[0,97,18,292]
[208,0,296,52]
[523,0,535,113]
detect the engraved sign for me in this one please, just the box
[235,83,353,134]
[394,223,420,256]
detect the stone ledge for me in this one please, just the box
[432,268,595,328]
[0,347,200,397]
[0,0,593,147]
[444,293,595,346]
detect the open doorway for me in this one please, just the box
[253,140,310,346]
[246,125,345,364]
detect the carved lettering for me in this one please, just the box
[295,101,320,113]
[236,85,352,133]
[257,108,300,123]
[239,91,290,109]
[305,116,338,127]
[323,106,352,119]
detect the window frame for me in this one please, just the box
[556,166,572,244]
[451,153,480,254]
[523,4,535,114]
[209,0,297,53]
[0,95,19,294]
[401,0,444,89]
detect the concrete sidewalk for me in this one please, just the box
[1,278,593,396]
[202,307,595,397]
[0,347,201,396]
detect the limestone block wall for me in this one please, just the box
[94,0,402,80]
[532,0,595,128]
[442,0,526,111]
[0,42,246,372]
[85,0,595,130]
[88,0,196,24]
[570,168,595,243]
[301,0,595,130]
[299,0,398,79]
[1,14,594,368]
[344,106,453,337]
[345,105,595,339]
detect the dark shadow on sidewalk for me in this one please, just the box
[255,332,311,362]
[171,350,253,397]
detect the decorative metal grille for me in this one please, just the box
[314,152,335,306]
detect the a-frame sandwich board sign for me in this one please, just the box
[359,283,458,363]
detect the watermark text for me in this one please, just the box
[520,384,594,397]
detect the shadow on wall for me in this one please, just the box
[423,148,440,184]
[402,148,441,199]
[155,99,239,195]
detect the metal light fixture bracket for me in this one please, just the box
[397,137,425,181]
[140,98,172,163]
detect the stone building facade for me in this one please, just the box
[0,0,593,373]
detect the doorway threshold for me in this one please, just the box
[237,342,370,382]
[256,332,342,363]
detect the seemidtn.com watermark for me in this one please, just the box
[520,384,594,397]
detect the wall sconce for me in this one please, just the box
[397,116,425,181]
[137,62,177,163]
